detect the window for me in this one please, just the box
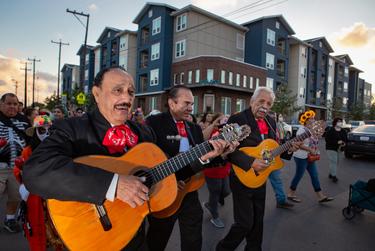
[343,97,348,105]
[173,73,178,85]
[344,82,348,91]
[236,33,244,50]
[150,68,159,86]
[195,69,200,83]
[267,29,275,46]
[266,78,274,89]
[207,69,214,82]
[276,21,280,29]
[175,40,186,58]
[193,96,198,114]
[84,69,88,80]
[148,10,153,18]
[151,43,160,60]
[300,66,306,78]
[149,96,158,110]
[229,72,233,85]
[152,17,161,35]
[188,71,192,84]
[344,67,349,77]
[180,72,184,84]
[266,53,275,69]
[319,41,322,47]
[327,93,331,100]
[328,76,332,84]
[249,77,253,89]
[176,14,187,31]
[243,75,247,88]
[236,99,246,112]
[221,97,231,115]
[85,53,89,65]
[256,78,260,88]
[203,94,215,112]
[236,74,240,86]
[316,90,321,98]
[221,70,226,84]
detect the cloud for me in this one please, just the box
[336,22,375,48]
[0,54,57,105]
[89,3,98,12]
[370,58,375,64]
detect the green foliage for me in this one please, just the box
[368,103,375,120]
[348,103,365,120]
[272,85,301,117]
[328,97,344,118]
[44,93,59,110]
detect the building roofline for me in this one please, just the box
[135,90,166,97]
[349,66,363,73]
[96,26,122,43]
[288,35,313,47]
[76,44,94,55]
[242,15,295,35]
[133,2,178,24]
[180,55,267,71]
[171,4,248,32]
[115,29,137,37]
[304,36,334,53]
[335,54,354,65]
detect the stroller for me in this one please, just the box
[342,180,375,220]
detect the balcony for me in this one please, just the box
[277,39,286,56]
[141,27,150,45]
[140,51,149,69]
[139,75,148,93]
[276,59,286,79]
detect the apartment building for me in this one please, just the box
[348,65,363,109]
[61,64,80,95]
[76,45,95,94]
[333,54,351,114]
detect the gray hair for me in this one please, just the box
[250,87,275,102]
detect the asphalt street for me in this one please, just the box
[1,140,374,251]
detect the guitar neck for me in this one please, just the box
[150,134,223,183]
[272,130,311,157]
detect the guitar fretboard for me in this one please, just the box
[271,129,311,157]
[149,134,225,183]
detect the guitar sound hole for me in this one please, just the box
[133,169,154,189]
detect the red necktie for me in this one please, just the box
[257,119,269,135]
[176,121,187,137]
[102,124,138,154]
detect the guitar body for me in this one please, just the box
[232,139,284,188]
[152,172,205,218]
[47,143,178,251]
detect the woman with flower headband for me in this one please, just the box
[287,110,334,203]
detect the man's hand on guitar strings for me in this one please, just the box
[116,175,149,208]
[177,180,186,191]
[288,141,303,153]
[221,140,240,159]
[251,159,270,172]
[200,139,228,162]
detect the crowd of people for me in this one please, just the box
[0,65,348,251]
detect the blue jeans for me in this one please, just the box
[269,169,287,203]
[290,157,322,192]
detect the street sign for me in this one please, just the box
[76,92,86,105]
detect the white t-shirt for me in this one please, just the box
[293,127,310,159]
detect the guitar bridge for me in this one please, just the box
[261,149,274,165]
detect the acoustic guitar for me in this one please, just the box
[152,172,205,218]
[47,123,250,250]
[232,120,325,188]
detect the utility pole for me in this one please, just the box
[66,8,90,91]
[20,62,31,108]
[51,39,69,103]
[27,57,41,107]
[11,79,19,95]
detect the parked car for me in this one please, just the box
[364,120,375,125]
[345,125,375,158]
[349,120,365,130]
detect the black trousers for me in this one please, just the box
[146,191,203,251]
[216,173,266,251]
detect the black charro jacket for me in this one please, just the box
[227,108,292,172]
[146,111,224,181]
[23,108,156,205]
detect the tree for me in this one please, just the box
[272,85,301,117]
[328,97,344,119]
[44,93,59,110]
[369,103,375,120]
[348,103,365,120]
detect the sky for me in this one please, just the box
[1,0,374,105]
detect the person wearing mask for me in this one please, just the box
[146,85,238,251]
[325,118,347,183]
[287,110,334,203]
[216,87,301,251]
[0,93,29,233]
